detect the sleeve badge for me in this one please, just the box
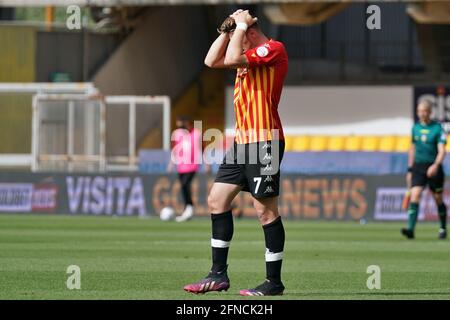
[256,46,269,57]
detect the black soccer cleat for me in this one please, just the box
[239,279,285,296]
[183,266,230,294]
[401,228,415,239]
[438,228,447,240]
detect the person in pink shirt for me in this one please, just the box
[168,116,202,222]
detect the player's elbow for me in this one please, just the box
[204,58,213,68]
[204,56,215,68]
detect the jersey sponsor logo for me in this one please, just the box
[264,186,275,194]
[421,134,427,142]
[264,175,273,183]
[256,46,269,58]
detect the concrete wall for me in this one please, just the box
[0,26,35,82]
[36,31,119,82]
[93,6,210,97]
[0,26,35,153]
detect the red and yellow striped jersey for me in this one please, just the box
[233,39,288,144]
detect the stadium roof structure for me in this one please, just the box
[1,0,448,25]
[0,0,429,7]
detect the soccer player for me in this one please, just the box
[183,9,288,296]
[402,100,447,239]
[168,116,202,222]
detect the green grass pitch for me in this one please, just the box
[0,214,449,300]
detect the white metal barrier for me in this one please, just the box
[0,83,98,169]
[103,95,171,171]
[31,93,106,172]
[30,93,171,172]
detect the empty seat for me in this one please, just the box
[344,136,362,151]
[395,136,411,152]
[292,136,310,151]
[446,135,450,152]
[361,136,379,151]
[378,136,396,152]
[327,136,345,151]
[284,136,294,151]
[309,136,328,151]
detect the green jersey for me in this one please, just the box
[412,120,447,163]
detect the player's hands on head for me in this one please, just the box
[218,16,236,34]
[230,9,258,27]
[230,9,244,16]
[218,9,257,34]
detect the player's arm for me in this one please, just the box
[428,128,446,177]
[434,127,447,166]
[223,10,257,69]
[204,33,229,69]
[408,144,415,169]
[402,132,416,209]
[435,144,446,166]
[427,143,445,178]
[408,127,415,171]
[223,27,249,68]
[406,129,415,190]
[405,142,415,191]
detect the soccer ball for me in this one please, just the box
[160,207,175,221]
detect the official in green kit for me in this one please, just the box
[402,100,447,239]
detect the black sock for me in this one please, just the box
[438,203,447,230]
[179,173,194,206]
[211,211,233,273]
[263,216,285,284]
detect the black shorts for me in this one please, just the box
[214,140,285,199]
[411,162,445,193]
